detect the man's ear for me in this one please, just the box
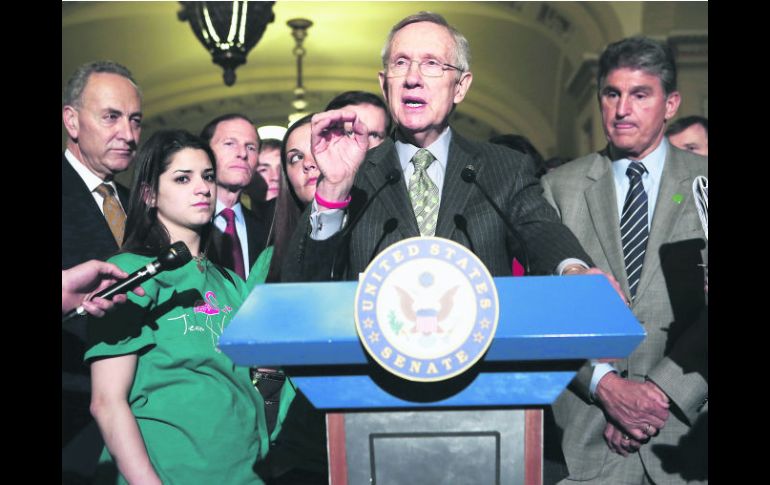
[453,71,473,105]
[379,71,389,101]
[664,91,682,122]
[62,105,79,140]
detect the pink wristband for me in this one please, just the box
[315,191,352,209]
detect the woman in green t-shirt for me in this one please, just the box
[86,129,269,484]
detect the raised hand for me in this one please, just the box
[310,109,370,204]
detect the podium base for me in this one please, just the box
[327,409,542,485]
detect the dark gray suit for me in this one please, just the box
[283,130,592,281]
[542,145,708,484]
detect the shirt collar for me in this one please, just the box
[611,138,667,184]
[216,198,244,221]
[65,148,115,193]
[395,126,453,171]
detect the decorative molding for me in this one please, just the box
[566,55,598,102]
[667,31,708,66]
[536,3,573,40]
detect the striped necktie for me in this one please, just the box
[408,148,439,236]
[620,161,649,299]
[95,183,126,246]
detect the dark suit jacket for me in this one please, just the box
[62,154,128,270]
[542,145,708,483]
[282,130,592,281]
[209,204,268,276]
[61,153,130,476]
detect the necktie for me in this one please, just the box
[95,183,126,247]
[220,208,246,280]
[620,161,649,300]
[408,149,440,236]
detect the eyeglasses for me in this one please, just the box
[386,58,463,78]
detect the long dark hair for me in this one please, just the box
[122,129,217,257]
[266,113,315,282]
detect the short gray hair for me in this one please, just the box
[63,60,140,108]
[381,12,471,73]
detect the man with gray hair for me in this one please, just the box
[283,12,620,290]
[542,36,707,484]
[62,60,142,483]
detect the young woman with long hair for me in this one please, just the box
[86,129,269,484]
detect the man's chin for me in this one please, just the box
[106,158,133,174]
[218,177,251,191]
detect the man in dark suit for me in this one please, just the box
[541,37,707,484]
[61,60,142,483]
[283,12,617,284]
[200,114,268,279]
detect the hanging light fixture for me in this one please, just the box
[178,1,275,87]
[287,18,313,124]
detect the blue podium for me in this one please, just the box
[221,275,644,485]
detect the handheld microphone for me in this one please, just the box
[692,175,708,240]
[460,165,531,274]
[62,241,192,322]
[330,169,401,280]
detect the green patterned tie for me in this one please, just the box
[408,148,439,236]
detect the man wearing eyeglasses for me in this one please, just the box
[282,12,620,290]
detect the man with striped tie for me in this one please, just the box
[541,37,708,484]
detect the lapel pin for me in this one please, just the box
[672,194,683,204]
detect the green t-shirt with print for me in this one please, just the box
[85,252,269,485]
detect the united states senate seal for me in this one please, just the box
[354,237,499,382]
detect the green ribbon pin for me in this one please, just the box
[672,194,683,204]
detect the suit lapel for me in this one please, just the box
[360,130,477,241]
[434,133,476,238]
[61,155,117,236]
[362,141,419,238]
[244,210,258,267]
[584,153,630,297]
[634,148,692,300]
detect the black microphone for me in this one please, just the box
[62,241,192,322]
[460,165,531,274]
[453,214,476,254]
[368,218,399,262]
[330,169,401,280]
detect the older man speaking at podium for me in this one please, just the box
[282,11,620,292]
